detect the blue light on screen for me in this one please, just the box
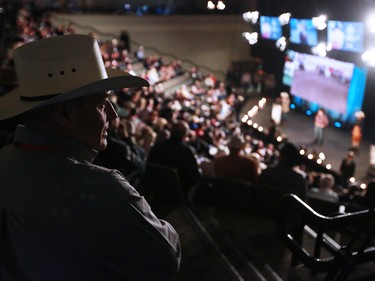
[327,20,364,53]
[260,16,282,40]
[289,18,318,46]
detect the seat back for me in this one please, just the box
[142,163,185,216]
[192,176,254,213]
[252,184,293,218]
[306,196,342,216]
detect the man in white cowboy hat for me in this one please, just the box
[0,35,181,280]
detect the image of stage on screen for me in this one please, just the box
[291,52,353,114]
[260,16,282,40]
[327,20,364,52]
[289,18,318,46]
[283,50,367,124]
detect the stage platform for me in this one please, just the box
[240,93,374,186]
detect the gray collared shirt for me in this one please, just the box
[0,125,181,281]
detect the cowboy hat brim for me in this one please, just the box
[0,68,149,120]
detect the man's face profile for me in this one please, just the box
[67,93,118,151]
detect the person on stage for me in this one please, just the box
[313,109,329,145]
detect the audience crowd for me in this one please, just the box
[1,0,374,215]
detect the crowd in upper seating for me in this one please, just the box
[1,0,374,213]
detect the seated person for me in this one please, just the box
[259,142,307,200]
[348,179,375,208]
[308,173,339,203]
[213,134,258,184]
[147,120,201,194]
[95,117,144,177]
[0,35,180,281]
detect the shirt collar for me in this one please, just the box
[14,125,98,163]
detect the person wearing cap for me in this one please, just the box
[0,35,180,280]
[259,142,307,200]
[213,134,258,184]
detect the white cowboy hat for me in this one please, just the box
[0,34,149,120]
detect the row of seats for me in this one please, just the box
[136,162,375,280]
[191,177,292,219]
[136,161,368,221]
[136,162,298,220]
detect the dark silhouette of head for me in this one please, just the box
[279,142,300,166]
[170,120,189,141]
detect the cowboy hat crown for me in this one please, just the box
[0,34,149,120]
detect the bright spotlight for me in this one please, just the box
[207,1,215,10]
[242,32,258,45]
[326,164,331,170]
[276,36,287,51]
[366,12,375,33]
[300,149,305,155]
[349,177,356,183]
[319,152,325,160]
[243,12,251,22]
[217,1,225,10]
[362,49,375,66]
[258,98,266,108]
[243,11,259,24]
[360,183,367,190]
[312,15,327,30]
[279,13,291,26]
[242,32,250,39]
[311,42,327,57]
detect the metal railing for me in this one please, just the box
[277,194,375,281]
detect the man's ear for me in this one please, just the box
[52,102,74,128]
